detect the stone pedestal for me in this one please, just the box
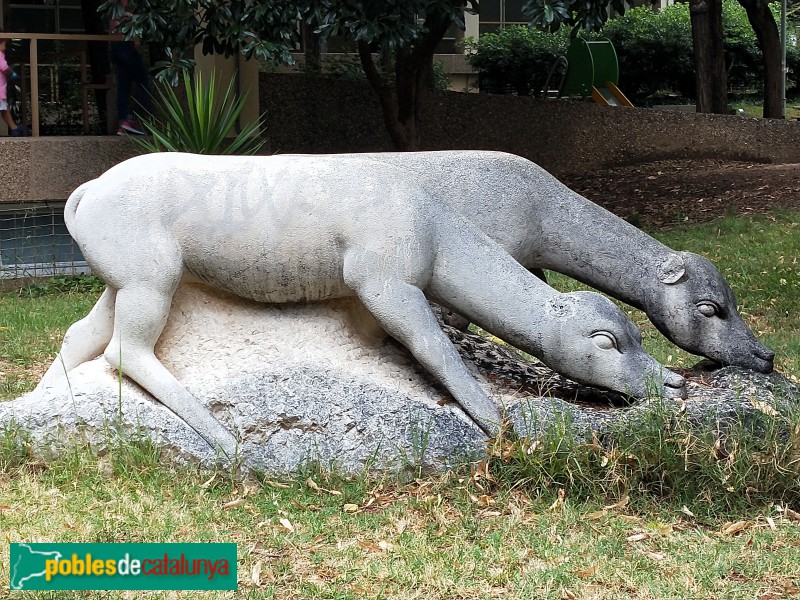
[2,283,796,475]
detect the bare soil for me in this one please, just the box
[562,159,800,228]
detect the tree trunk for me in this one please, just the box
[737,0,783,118]
[302,19,321,72]
[689,0,729,113]
[357,7,459,151]
[357,42,417,151]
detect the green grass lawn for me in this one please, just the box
[1,211,799,598]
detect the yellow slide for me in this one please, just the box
[591,82,634,107]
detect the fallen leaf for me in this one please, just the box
[562,589,578,600]
[604,495,629,510]
[357,540,382,553]
[575,566,598,578]
[377,540,394,552]
[261,480,291,489]
[395,519,409,535]
[681,506,696,518]
[643,551,666,561]
[478,494,494,507]
[549,489,566,511]
[626,532,650,543]
[306,478,342,496]
[0,505,12,511]
[721,520,753,535]
[251,560,262,587]
[278,518,294,533]
[343,503,359,513]
[200,474,216,489]
[785,507,800,521]
[222,498,245,510]
[585,510,606,521]
[618,515,641,523]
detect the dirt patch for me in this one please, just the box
[562,159,800,228]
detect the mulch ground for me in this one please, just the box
[562,159,800,228]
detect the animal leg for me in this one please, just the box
[347,275,502,437]
[104,286,239,458]
[36,287,117,390]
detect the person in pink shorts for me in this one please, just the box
[0,35,25,137]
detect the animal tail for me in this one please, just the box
[63,181,95,236]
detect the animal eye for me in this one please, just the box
[697,302,718,317]
[591,332,618,350]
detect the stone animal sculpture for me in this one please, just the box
[341,150,775,373]
[38,153,685,455]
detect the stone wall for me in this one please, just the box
[260,73,800,177]
[0,137,139,204]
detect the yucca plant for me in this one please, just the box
[134,69,266,155]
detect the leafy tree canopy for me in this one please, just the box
[521,0,631,33]
[101,0,477,72]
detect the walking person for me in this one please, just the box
[109,0,149,135]
[0,35,25,137]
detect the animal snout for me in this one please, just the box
[754,343,775,364]
[662,370,687,399]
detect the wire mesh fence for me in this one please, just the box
[0,202,89,280]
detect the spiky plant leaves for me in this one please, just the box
[134,69,266,155]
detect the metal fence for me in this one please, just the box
[0,202,89,280]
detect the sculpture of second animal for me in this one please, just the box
[39,153,685,456]
[335,151,775,374]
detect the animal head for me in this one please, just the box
[538,292,686,399]
[646,252,774,373]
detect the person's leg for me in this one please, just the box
[0,98,18,134]
[1,109,17,130]
[128,48,151,119]
[110,42,132,125]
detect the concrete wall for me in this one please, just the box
[0,137,139,204]
[6,73,800,205]
[261,73,800,177]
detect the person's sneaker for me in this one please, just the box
[119,119,145,135]
[9,126,23,137]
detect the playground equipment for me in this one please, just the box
[560,37,633,107]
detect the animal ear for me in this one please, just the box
[657,253,686,284]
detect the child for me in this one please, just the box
[0,36,24,137]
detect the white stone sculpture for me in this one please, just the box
[37,153,685,455]
[345,150,775,373]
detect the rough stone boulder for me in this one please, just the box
[1,283,796,475]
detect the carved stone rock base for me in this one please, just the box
[1,283,796,475]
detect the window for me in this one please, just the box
[479,0,529,35]
[8,0,84,34]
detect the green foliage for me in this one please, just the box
[466,1,800,102]
[490,394,800,510]
[523,0,631,33]
[134,70,266,155]
[605,1,800,100]
[301,54,452,91]
[15,275,106,299]
[462,26,570,96]
[103,0,476,79]
[601,4,695,101]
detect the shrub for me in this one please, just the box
[462,26,570,96]
[464,2,800,102]
[135,69,266,155]
[602,4,695,101]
